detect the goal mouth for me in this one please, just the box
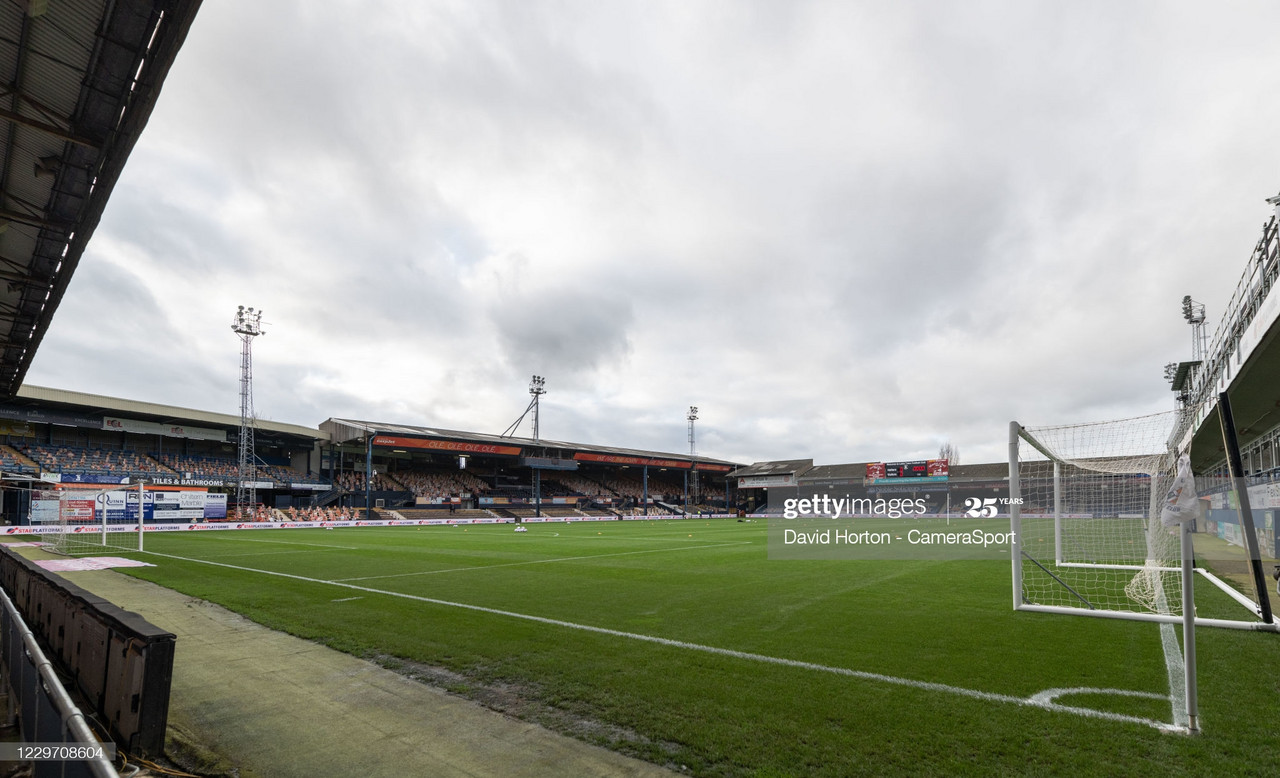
[40,483,145,556]
[1010,413,1271,629]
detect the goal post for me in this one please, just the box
[1010,412,1205,732]
[47,482,145,556]
[1009,414,1271,631]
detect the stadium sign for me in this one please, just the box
[370,436,522,456]
[574,452,693,469]
[695,463,733,472]
[738,474,795,488]
[150,475,230,487]
[45,473,131,485]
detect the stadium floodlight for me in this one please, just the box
[1163,363,1178,384]
[687,406,699,510]
[1181,295,1205,325]
[1180,296,1208,361]
[529,375,546,442]
[232,305,266,519]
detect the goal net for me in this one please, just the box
[45,485,144,556]
[1011,412,1183,619]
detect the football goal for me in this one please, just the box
[1009,413,1268,629]
[45,483,145,556]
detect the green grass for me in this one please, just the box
[95,520,1280,776]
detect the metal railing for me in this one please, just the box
[1175,209,1280,448]
[0,585,117,777]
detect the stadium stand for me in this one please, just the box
[332,471,401,492]
[284,506,366,522]
[259,462,329,486]
[507,506,586,518]
[153,453,240,479]
[395,507,498,520]
[393,468,489,499]
[0,444,38,474]
[23,444,170,478]
[546,473,616,498]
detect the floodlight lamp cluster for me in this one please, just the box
[1163,362,1179,384]
[687,406,699,422]
[529,375,546,396]
[1181,295,1205,325]
[233,305,265,336]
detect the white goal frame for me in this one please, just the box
[49,482,145,556]
[1009,421,1272,632]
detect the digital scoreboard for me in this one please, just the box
[866,459,949,480]
[884,461,929,479]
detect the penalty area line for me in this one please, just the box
[193,536,359,551]
[332,541,754,582]
[135,548,1179,732]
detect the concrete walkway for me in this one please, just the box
[51,565,674,778]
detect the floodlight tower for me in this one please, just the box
[687,406,699,510]
[1181,295,1207,361]
[530,375,546,442]
[232,306,265,519]
[530,375,546,516]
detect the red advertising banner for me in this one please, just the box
[927,459,949,477]
[573,452,692,469]
[694,463,733,472]
[370,436,522,456]
[865,462,887,479]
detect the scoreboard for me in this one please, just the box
[884,461,928,478]
[866,459,949,481]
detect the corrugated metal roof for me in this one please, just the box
[0,0,203,394]
[321,417,740,467]
[16,383,326,440]
[726,459,814,479]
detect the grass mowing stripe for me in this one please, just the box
[136,547,1177,732]
[332,541,754,582]
[195,535,359,550]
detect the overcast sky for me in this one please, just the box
[22,0,1280,467]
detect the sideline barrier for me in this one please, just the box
[0,584,118,777]
[2,514,738,534]
[0,547,174,759]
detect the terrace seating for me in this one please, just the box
[153,453,240,479]
[392,469,489,499]
[0,444,38,474]
[332,471,400,492]
[396,507,498,520]
[507,506,584,518]
[285,505,364,522]
[259,463,329,486]
[23,444,169,477]
[547,474,615,498]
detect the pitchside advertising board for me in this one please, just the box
[30,489,228,522]
[2,515,737,535]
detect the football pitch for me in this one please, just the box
[107,519,1278,776]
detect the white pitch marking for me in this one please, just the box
[135,549,1179,732]
[196,536,358,551]
[331,596,364,603]
[204,550,330,559]
[1158,621,1189,730]
[331,541,753,582]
